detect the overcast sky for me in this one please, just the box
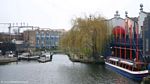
[0,0,150,32]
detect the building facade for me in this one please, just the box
[23,29,65,50]
[0,32,23,42]
[107,11,125,35]
[107,4,148,39]
[143,14,150,57]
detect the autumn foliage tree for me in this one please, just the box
[60,15,111,59]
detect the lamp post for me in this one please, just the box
[8,24,11,42]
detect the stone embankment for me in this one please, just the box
[68,53,105,64]
[0,56,17,64]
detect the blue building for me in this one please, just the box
[23,29,65,50]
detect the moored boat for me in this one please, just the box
[18,52,40,60]
[105,57,149,80]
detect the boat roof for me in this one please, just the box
[108,57,134,65]
[120,60,133,65]
[109,57,119,62]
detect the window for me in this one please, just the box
[37,40,39,44]
[42,41,44,45]
[41,32,44,37]
[36,31,40,37]
[36,31,38,35]
[146,39,149,52]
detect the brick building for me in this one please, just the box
[0,32,23,42]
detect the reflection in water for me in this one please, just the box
[0,54,139,84]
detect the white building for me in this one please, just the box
[107,11,125,35]
[138,4,150,38]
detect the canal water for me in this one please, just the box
[0,54,139,84]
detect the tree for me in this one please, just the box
[60,15,111,59]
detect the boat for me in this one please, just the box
[18,52,40,60]
[105,25,150,81]
[38,52,52,63]
[38,56,51,63]
[18,56,40,60]
[105,57,149,80]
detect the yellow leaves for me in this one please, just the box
[60,15,111,57]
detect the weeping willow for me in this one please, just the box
[59,15,111,58]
